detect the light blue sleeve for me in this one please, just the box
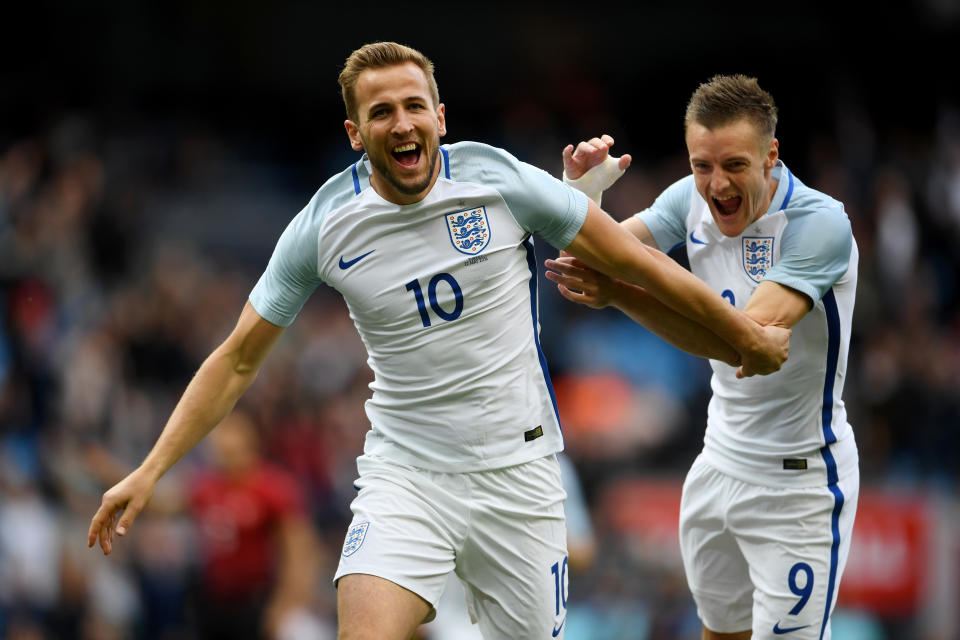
[448,142,588,249]
[764,206,853,303]
[248,207,324,327]
[636,176,693,252]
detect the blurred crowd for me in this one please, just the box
[1,87,959,639]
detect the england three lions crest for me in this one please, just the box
[742,236,775,283]
[446,206,491,255]
[342,521,369,557]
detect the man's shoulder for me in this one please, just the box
[783,170,846,219]
[443,140,537,193]
[289,161,370,233]
[446,139,512,159]
[783,190,850,236]
[647,174,698,216]
[312,161,367,211]
[444,140,519,176]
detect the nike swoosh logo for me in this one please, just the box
[689,231,708,245]
[773,621,810,634]
[338,250,375,270]
[551,617,565,637]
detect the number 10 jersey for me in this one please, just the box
[249,141,588,472]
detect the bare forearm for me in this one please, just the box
[566,202,765,355]
[88,303,284,555]
[608,280,740,365]
[139,348,259,481]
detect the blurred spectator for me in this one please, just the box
[187,410,325,640]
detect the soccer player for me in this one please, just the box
[546,75,859,640]
[87,45,789,640]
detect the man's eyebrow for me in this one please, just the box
[366,95,428,112]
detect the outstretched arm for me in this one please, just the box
[545,255,741,366]
[562,200,789,376]
[87,301,285,554]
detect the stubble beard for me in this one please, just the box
[367,138,440,197]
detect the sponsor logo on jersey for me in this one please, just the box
[342,521,370,557]
[339,249,375,270]
[742,236,774,282]
[446,206,490,255]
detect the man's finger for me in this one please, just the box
[99,517,112,555]
[600,134,614,146]
[88,504,111,548]
[557,284,587,303]
[116,500,145,537]
[576,140,601,157]
[544,261,582,282]
[618,154,633,171]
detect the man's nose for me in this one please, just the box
[391,110,414,136]
[710,171,731,193]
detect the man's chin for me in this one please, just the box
[388,173,433,196]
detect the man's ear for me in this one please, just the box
[345,120,364,151]
[765,137,780,171]
[437,103,447,138]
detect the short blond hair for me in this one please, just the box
[684,74,778,142]
[338,42,439,122]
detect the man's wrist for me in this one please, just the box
[562,154,625,206]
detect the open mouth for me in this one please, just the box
[713,195,741,216]
[391,142,422,167]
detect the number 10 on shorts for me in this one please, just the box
[551,556,568,615]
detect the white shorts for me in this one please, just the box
[679,453,859,639]
[335,453,569,639]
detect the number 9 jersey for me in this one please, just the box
[639,161,859,489]
[249,141,588,472]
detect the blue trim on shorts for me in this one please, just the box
[817,288,843,640]
[523,238,561,430]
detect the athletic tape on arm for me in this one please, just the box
[562,155,625,206]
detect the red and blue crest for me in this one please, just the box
[446,206,491,255]
[742,236,774,283]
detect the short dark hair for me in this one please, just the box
[684,74,778,142]
[338,42,439,122]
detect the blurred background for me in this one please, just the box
[1,2,959,638]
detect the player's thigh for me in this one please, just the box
[337,573,432,640]
[679,456,753,634]
[334,457,466,623]
[736,471,859,640]
[457,455,569,639]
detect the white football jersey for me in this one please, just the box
[640,162,858,488]
[250,142,588,472]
